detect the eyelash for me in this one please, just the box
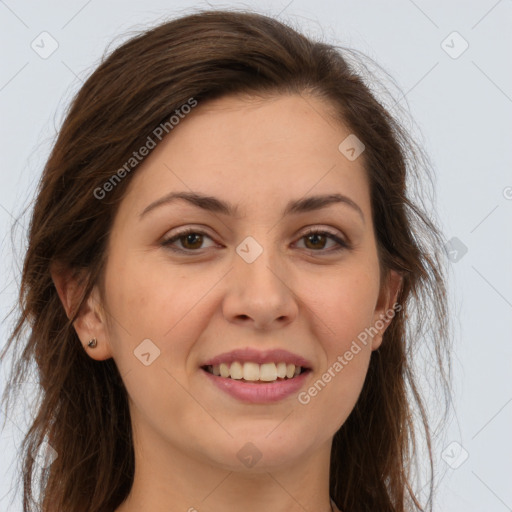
[160,227,351,255]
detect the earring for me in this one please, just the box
[87,338,98,349]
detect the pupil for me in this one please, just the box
[184,233,202,249]
[306,233,325,249]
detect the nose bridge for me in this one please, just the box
[222,233,298,328]
[234,232,286,284]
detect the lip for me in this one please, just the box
[200,348,313,369]
[201,367,312,403]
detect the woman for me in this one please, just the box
[1,9,450,512]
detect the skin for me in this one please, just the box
[53,93,401,512]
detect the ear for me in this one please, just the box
[370,269,403,351]
[50,263,113,361]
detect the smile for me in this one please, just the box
[202,361,309,383]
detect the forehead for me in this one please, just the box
[120,93,370,219]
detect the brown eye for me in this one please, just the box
[180,232,204,250]
[296,229,350,253]
[161,229,216,252]
[304,232,328,250]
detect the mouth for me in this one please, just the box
[200,362,312,384]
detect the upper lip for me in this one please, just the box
[201,348,313,369]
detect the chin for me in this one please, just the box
[195,431,309,473]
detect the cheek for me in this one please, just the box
[310,261,380,347]
[299,261,379,415]
[101,257,211,431]
[103,252,218,366]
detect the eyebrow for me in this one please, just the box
[139,191,365,222]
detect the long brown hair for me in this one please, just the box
[1,8,450,511]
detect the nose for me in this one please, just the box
[221,242,299,331]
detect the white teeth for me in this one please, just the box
[276,362,287,378]
[219,363,230,378]
[243,362,260,381]
[259,363,277,381]
[207,361,305,382]
[260,363,280,382]
[229,361,243,380]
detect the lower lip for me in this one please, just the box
[201,368,311,404]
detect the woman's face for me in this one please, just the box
[91,93,399,473]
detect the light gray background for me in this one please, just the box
[1,1,511,511]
